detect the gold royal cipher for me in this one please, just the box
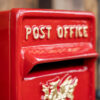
[41,75,78,100]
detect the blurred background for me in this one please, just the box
[0,0,100,99]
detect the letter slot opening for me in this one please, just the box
[25,59,85,78]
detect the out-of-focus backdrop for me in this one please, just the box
[0,0,100,99]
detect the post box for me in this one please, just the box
[0,8,98,100]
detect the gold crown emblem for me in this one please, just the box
[41,75,78,100]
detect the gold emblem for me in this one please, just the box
[41,75,78,100]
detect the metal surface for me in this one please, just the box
[0,8,98,100]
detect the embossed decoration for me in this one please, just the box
[41,75,78,100]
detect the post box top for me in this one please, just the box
[10,8,95,17]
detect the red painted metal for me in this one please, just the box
[0,8,98,100]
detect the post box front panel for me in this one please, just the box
[10,9,97,100]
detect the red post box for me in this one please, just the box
[0,8,98,100]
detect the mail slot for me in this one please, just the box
[0,8,98,100]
